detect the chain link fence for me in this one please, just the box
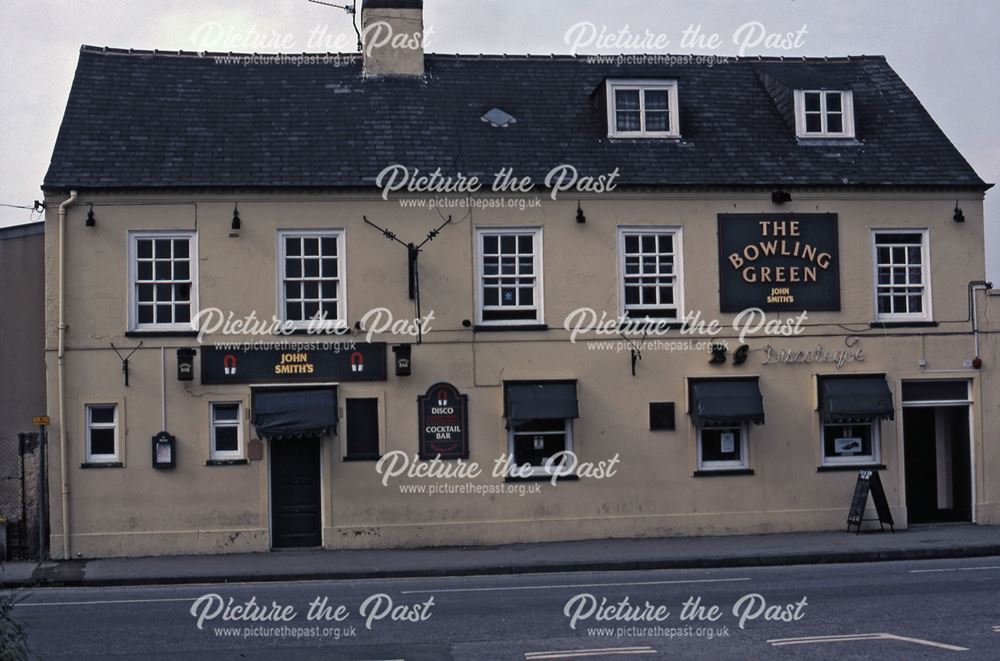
[0,433,39,560]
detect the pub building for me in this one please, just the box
[38,1,999,558]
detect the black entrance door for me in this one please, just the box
[270,436,322,548]
[903,407,971,524]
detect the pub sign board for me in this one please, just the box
[718,213,841,312]
[201,342,387,384]
[418,382,470,460]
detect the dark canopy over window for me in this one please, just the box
[504,381,579,426]
[690,378,765,427]
[820,375,894,423]
[252,388,338,440]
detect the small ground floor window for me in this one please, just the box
[697,425,748,470]
[509,418,573,475]
[504,380,579,478]
[822,422,878,464]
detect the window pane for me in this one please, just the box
[645,111,669,132]
[90,406,115,424]
[214,427,239,453]
[286,258,302,278]
[825,92,842,112]
[155,261,171,279]
[137,239,153,259]
[285,237,301,256]
[615,89,640,111]
[701,428,741,463]
[175,304,190,324]
[304,259,320,278]
[483,235,498,254]
[617,111,641,132]
[89,428,115,456]
[137,284,154,303]
[827,114,843,133]
[154,239,172,258]
[513,429,566,467]
[303,238,319,256]
[320,237,337,256]
[518,235,533,253]
[137,261,153,280]
[805,114,822,133]
[644,90,669,110]
[138,304,154,324]
[500,235,516,253]
[214,404,239,422]
[804,92,821,112]
[823,424,873,458]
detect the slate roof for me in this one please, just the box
[42,46,989,191]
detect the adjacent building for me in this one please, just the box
[40,0,997,558]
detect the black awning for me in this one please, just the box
[505,381,579,425]
[690,379,765,427]
[820,376,894,423]
[252,388,338,439]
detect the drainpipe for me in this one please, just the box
[57,190,77,559]
[970,281,993,360]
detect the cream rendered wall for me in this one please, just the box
[42,190,993,557]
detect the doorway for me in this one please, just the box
[270,436,322,548]
[903,406,972,524]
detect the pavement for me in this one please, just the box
[3,523,1000,588]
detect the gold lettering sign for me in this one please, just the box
[274,352,316,375]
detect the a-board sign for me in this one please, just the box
[847,469,894,534]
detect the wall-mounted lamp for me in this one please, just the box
[576,201,587,224]
[229,203,242,237]
[953,202,965,223]
[85,204,96,227]
[771,190,792,204]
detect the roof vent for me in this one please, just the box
[481,108,517,128]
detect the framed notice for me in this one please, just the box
[418,382,470,460]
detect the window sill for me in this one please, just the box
[795,137,861,145]
[81,462,123,469]
[505,474,579,483]
[206,459,248,466]
[474,324,548,333]
[125,330,199,338]
[817,463,886,473]
[343,455,382,462]
[692,468,754,477]
[869,321,938,329]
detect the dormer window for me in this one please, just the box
[794,90,854,138]
[606,80,680,138]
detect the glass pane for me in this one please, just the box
[155,261,171,279]
[214,404,239,422]
[823,424,873,458]
[645,111,669,132]
[804,92,821,112]
[616,111,640,132]
[304,281,320,299]
[284,282,300,300]
[89,428,115,456]
[156,304,173,323]
[156,284,173,301]
[90,406,115,424]
[825,92,842,112]
[320,237,337,256]
[701,428,741,463]
[484,287,499,306]
[286,302,300,321]
[827,114,843,133]
[137,240,153,259]
[285,237,301,256]
[615,89,640,111]
[805,114,822,133]
[175,284,190,303]
[303,302,320,319]
[483,257,499,275]
[138,304,154,324]
[483,235,498,254]
[137,261,153,280]
[175,304,190,323]
[518,235,533,253]
[303,238,319,256]
[625,235,639,253]
[513,429,566,467]
[907,247,922,264]
[520,287,534,306]
[214,426,238,453]
[500,235,516,254]
[285,259,301,278]
[137,284,154,303]
[321,258,337,278]
[174,260,190,281]
[173,239,189,259]
[304,259,319,278]
[644,90,669,110]
[625,285,639,305]
[154,239,172,258]
[321,282,338,300]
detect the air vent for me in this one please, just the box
[481,107,517,128]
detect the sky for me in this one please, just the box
[0,0,997,280]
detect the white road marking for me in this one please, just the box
[15,597,197,608]
[401,577,750,595]
[525,647,657,660]
[768,632,968,652]
[909,565,1000,574]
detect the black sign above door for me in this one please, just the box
[201,343,387,384]
[718,213,840,312]
[418,382,470,460]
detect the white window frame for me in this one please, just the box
[696,424,749,471]
[871,229,932,322]
[210,402,244,460]
[85,404,119,464]
[277,229,347,331]
[127,230,199,332]
[794,90,855,138]
[474,227,544,326]
[507,419,574,479]
[821,421,881,466]
[617,226,685,321]
[606,79,680,138]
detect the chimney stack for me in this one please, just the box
[361,0,425,76]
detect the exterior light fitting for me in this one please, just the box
[953,202,965,223]
[771,190,792,204]
[576,201,587,224]
[230,203,241,237]
[86,204,96,227]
